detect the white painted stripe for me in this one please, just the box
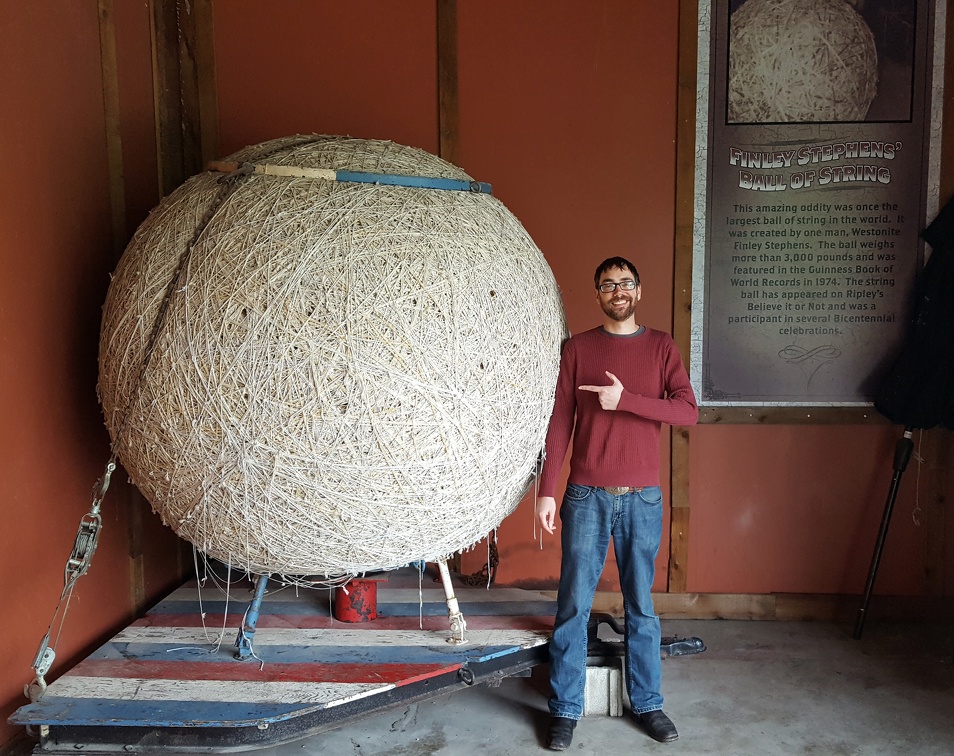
[114,626,549,648]
[376,588,555,603]
[47,677,389,706]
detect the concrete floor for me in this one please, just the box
[259,619,953,756]
[6,619,953,755]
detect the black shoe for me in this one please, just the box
[546,716,577,751]
[633,709,678,742]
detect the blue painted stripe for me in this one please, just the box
[10,696,322,727]
[147,600,556,617]
[88,643,525,665]
[334,170,492,194]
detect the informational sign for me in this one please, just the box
[692,0,945,405]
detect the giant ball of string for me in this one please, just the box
[98,135,567,577]
[728,0,878,123]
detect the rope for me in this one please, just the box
[461,530,499,587]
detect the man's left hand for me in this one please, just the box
[579,371,624,411]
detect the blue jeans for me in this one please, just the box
[548,483,664,719]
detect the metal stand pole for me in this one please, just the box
[853,429,914,640]
[235,573,270,659]
[436,558,467,645]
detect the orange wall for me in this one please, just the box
[0,2,182,746]
[213,0,440,157]
[689,424,928,595]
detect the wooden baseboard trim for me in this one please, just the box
[537,591,954,623]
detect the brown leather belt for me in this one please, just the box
[602,486,643,495]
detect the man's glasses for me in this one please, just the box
[597,280,638,293]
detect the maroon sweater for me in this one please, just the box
[538,326,699,496]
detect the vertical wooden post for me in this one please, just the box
[98,0,146,617]
[438,0,463,573]
[669,0,699,593]
[147,0,219,583]
[437,0,459,166]
[149,0,184,198]
[179,0,219,169]
[97,0,126,258]
[149,0,218,199]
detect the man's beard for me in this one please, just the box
[601,296,635,322]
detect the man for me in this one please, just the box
[535,256,698,751]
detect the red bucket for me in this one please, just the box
[333,578,382,622]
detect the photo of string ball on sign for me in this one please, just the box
[728,0,879,123]
[98,135,568,578]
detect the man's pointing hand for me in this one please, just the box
[579,371,624,411]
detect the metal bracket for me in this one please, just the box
[235,575,270,660]
[436,558,467,645]
[587,613,707,658]
[660,636,707,657]
[66,514,102,584]
[90,460,116,516]
[24,459,117,703]
[25,635,55,702]
[217,161,255,183]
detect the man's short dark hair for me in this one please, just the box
[594,257,640,288]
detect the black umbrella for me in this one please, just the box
[854,196,954,639]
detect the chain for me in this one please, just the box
[25,458,116,702]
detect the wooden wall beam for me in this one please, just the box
[147,0,218,581]
[700,407,890,424]
[97,0,126,259]
[179,0,219,168]
[437,0,459,166]
[149,0,218,198]
[149,0,184,197]
[98,0,145,618]
[669,0,699,593]
[533,590,954,623]
[437,0,461,572]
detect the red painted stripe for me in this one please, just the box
[70,659,458,684]
[133,614,555,631]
